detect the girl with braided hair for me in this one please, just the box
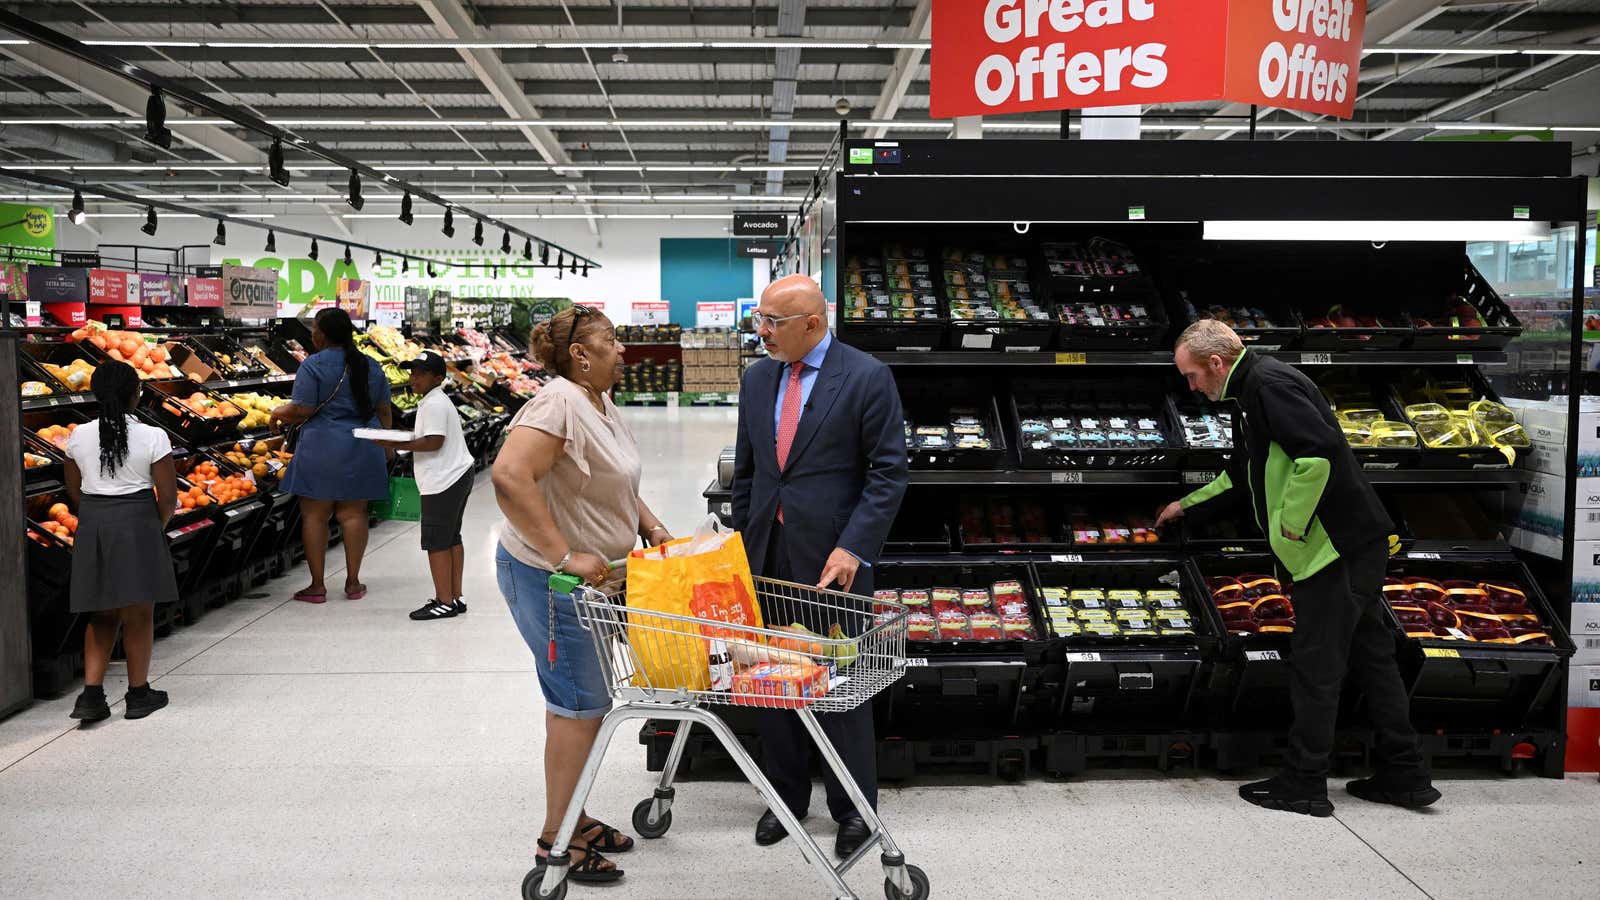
[62,360,181,723]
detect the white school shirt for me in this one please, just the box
[411,386,475,494]
[65,416,173,496]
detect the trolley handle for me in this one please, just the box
[548,559,628,630]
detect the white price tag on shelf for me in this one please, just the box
[902,657,929,668]
[1050,554,1085,563]
[1300,352,1333,365]
[1245,650,1282,662]
[1066,652,1102,662]
[1407,552,1442,560]
[1183,471,1218,485]
[1051,471,1084,484]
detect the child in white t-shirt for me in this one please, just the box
[372,351,476,620]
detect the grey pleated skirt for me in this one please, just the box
[70,492,181,613]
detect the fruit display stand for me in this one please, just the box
[685,137,1586,781]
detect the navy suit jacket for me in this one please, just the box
[732,337,909,596]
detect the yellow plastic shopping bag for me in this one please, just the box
[626,515,763,691]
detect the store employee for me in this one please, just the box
[1156,320,1439,816]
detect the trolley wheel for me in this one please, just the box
[632,798,673,839]
[883,864,929,900]
[521,866,567,900]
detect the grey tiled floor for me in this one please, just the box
[2,408,1596,899]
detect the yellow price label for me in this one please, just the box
[1055,352,1087,366]
[1423,648,1461,659]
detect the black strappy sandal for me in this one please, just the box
[535,838,624,884]
[581,820,636,854]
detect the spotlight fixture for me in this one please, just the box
[540,243,550,266]
[68,189,85,225]
[374,250,383,266]
[346,170,364,210]
[441,207,455,238]
[140,205,157,236]
[557,250,564,269]
[309,238,319,261]
[265,230,276,252]
[569,257,578,274]
[472,218,484,247]
[427,261,437,278]
[267,138,290,187]
[213,219,226,246]
[501,229,512,255]
[402,257,409,274]
[490,264,497,280]
[145,88,171,149]
[581,261,589,278]
[523,237,532,260]
[342,244,353,266]
[399,191,413,225]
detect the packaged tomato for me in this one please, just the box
[937,609,971,640]
[992,580,1025,603]
[969,612,1002,640]
[907,612,936,641]
[900,589,930,609]
[961,588,993,609]
[1001,613,1037,640]
[995,595,1031,618]
[931,587,961,611]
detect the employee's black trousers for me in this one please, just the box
[1286,539,1430,790]
[755,521,878,823]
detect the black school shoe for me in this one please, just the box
[69,689,111,723]
[124,685,169,720]
[1346,777,1442,809]
[409,599,467,621]
[1239,776,1334,817]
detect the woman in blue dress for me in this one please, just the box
[271,308,394,603]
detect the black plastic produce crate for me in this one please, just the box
[1312,369,1422,472]
[19,340,100,394]
[1009,377,1181,469]
[1179,515,1266,553]
[883,493,955,555]
[139,381,247,445]
[187,333,272,379]
[1030,558,1211,729]
[1165,394,1236,472]
[1174,290,1302,352]
[1186,552,1298,728]
[954,492,1074,555]
[873,559,1046,659]
[1039,731,1204,776]
[948,314,1056,352]
[1379,554,1572,731]
[1296,304,1413,351]
[900,374,1009,469]
[1405,260,1522,350]
[876,731,1037,782]
[1387,367,1518,470]
[22,429,64,487]
[1048,280,1168,350]
[1385,492,1507,555]
[23,406,92,457]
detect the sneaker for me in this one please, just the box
[69,689,110,723]
[409,599,464,621]
[1239,776,1334,817]
[124,686,169,720]
[1346,777,1441,809]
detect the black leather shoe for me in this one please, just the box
[835,816,870,858]
[1239,776,1334,817]
[756,809,804,846]
[1346,776,1442,809]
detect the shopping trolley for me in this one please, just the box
[522,567,930,900]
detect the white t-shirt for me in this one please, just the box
[66,416,173,496]
[411,386,474,494]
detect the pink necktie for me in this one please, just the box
[775,361,804,523]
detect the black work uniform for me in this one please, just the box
[1181,351,1429,791]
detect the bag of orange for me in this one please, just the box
[623,515,763,692]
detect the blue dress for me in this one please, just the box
[279,348,393,501]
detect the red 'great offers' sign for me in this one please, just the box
[931,0,1366,120]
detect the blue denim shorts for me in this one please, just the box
[497,543,613,720]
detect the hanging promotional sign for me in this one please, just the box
[88,268,137,305]
[222,264,279,319]
[137,273,179,307]
[26,266,88,304]
[186,276,225,308]
[930,0,1364,120]
[0,202,55,264]
[336,276,370,317]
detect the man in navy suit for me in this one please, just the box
[732,274,909,859]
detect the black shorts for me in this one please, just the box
[419,470,474,552]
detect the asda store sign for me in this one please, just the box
[930,0,1365,120]
[221,252,553,314]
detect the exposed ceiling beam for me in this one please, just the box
[101,47,903,67]
[0,42,262,163]
[865,0,932,141]
[6,3,914,29]
[0,75,933,100]
[766,0,806,197]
